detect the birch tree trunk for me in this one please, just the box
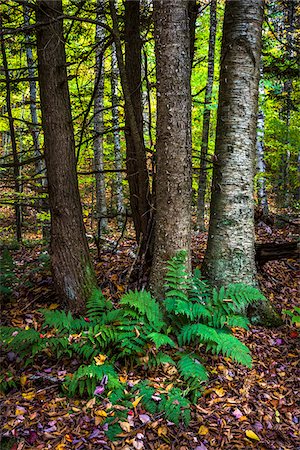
[111,43,124,229]
[94,0,107,237]
[150,0,192,297]
[36,0,97,313]
[203,0,263,287]
[256,65,269,216]
[196,0,217,230]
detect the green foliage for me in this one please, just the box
[0,252,261,433]
[0,249,16,298]
[283,307,300,325]
[0,371,17,393]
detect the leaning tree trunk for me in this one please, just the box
[196,0,217,230]
[202,0,280,326]
[36,0,97,313]
[94,0,108,237]
[150,0,192,297]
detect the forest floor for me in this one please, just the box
[0,216,299,450]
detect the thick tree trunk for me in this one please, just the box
[111,43,124,229]
[203,0,264,287]
[150,0,192,297]
[202,0,281,326]
[36,0,97,313]
[94,0,108,237]
[196,0,217,230]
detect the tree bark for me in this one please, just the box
[109,0,153,269]
[150,0,192,297]
[94,0,108,237]
[111,42,124,229]
[196,0,217,230]
[202,0,281,326]
[203,0,264,287]
[256,64,269,216]
[36,0,97,313]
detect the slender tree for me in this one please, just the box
[111,42,124,229]
[36,0,97,313]
[0,14,22,242]
[94,0,108,237]
[196,0,217,230]
[256,65,269,216]
[150,0,192,296]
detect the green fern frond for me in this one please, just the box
[158,387,190,426]
[178,323,219,346]
[177,354,208,386]
[120,290,164,330]
[211,331,252,368]
[133,381,158,414]
[148,351,176,368]
[147,332,176,349]
[86,288,113,320]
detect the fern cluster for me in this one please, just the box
[0,251,264,436]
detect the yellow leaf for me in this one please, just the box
[214,387,225,397]
[55,444,66,450]
[119,375,127,383]
[119,421,131,432]
[49,303,59,310]
[71,407,80,412]
[15,406,26,416]
[95,409,107,417]
[245,430,260,441]
[157,426,168,436]
[198,425,209,435]
[22,391,35,400]
[94,354,107,366]
[132,396,143,408]
[20,375,27,387]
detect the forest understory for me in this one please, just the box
[1,211,299,450]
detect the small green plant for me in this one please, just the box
[283,306,300,325]
[0,251,264,437]
[0,371,17,393]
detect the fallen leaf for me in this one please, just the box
[132,396,143,408]
[157,426,168,437]
[94,354,107,365]
[198,425,209,435]
[245,430,260,441]
[86,397,96,409]
[22,391,35,400]
[119,421,131,432]
[95,409,107,417]
[15,406,27,416]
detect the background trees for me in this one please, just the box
[0,0,299,311]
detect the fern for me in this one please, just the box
[120,290,164,330]
[158,387,190,426]
[133,381,158,414]
[177,354,208,388]
[86,288,112,319]
[178,323,219,346]
[147,332,176,349]
[206,331,252,368]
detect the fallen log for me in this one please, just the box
[255,241,299,265]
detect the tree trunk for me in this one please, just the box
[111,42,124,229]
[188,0,198,65]
[36,0,97,313]
[150,0,192,297]
[109,0,153,269]
[202,0,281,326]
[256,64,269,216]
[196,0,217,230]
[0,15,22,242]
[94,0,108,237]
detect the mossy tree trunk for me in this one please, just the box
[36,0,98,313]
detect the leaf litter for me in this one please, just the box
[0,221,299,449]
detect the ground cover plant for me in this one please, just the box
[1,252,265,440]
